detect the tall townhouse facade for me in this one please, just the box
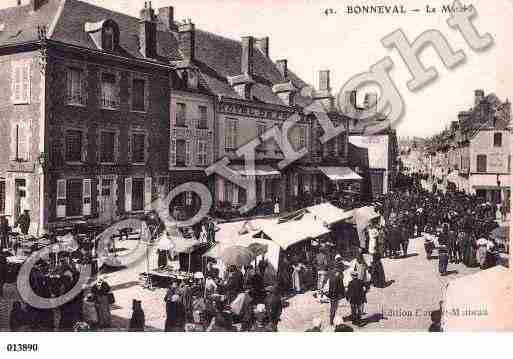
[158,12,354,213]
[0,0,174,233]
[446,90,511,203]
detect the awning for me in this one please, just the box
[306,202,353,226]
[318,166,362,181]
[254,216,330,250]
[229,164,281,178]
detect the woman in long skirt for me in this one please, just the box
[370,253,386,288]
[91,277,112,329]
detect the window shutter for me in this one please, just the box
[217,176,224,202]
[10,123,17,161]
[144,177,152,211]
[13,66,22,102]
[56,179,67,218]
[233,120,238,148]
[22,64,30,103]
[170,138,176,166]
[196,138,201,165]
[83,179,92,216]
[125,177,132,212]
[185,139,191,166]
[21,121,31,161]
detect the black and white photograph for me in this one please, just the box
[0,0,512,353]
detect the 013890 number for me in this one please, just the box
[6,344,39,352]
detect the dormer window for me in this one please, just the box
[85,19,119,52]
[103,26,114,51]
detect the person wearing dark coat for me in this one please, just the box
[14,210,31,235]
[264,285,283,331]
[327,268,345,326]
[225,266,243,303]
[0,251,7,297]
[129,299,145,331]
[165,293,185,332]
[0,215,10,250]
[370,253,386,288]
[9,301,27,331]
[346,272,366,325]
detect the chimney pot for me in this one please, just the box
[241,36,254,76]
[276,59,288,80]
[178,22,196,63]
[255,37,269,57]
[139,3,157,58]
[318,70,330,92]
[158,6,177,31]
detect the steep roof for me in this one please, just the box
[0,0,315,107]
[0,0,62,46]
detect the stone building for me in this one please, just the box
[0,0,174,233]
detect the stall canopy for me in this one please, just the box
[254,215,330,250]
[318,166,362,181]
[305,203,353,226]
[229,164,281,179]
[443,266,513,331]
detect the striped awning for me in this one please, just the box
[318,167,362,181]
[229,165,281,178]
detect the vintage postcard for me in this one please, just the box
[0,0,512,345]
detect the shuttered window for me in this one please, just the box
[176,103,186,127]
[132,78,146,111]
[100,131,116,163]
[67,67,85,105]
[477,154,487,173]
[132,133,146,163]
[12,62,30,104]
[198,106,208,129]
[66,130,83,162]
[56,179,67,218]
[11,122,31,161]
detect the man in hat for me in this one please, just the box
[14,210,30,236]
[346,271,365,325]
[327,263,345,326]
[265,285,283,331]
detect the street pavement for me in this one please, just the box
[100,234,490,332]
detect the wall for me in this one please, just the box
[470,130,511,174]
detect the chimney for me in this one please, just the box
[178,21,195,63]
[139,2,157,58]
[276,59,288,79]
[319,70,331,92]
[158,6,177,31]
[475,89,484,106]
[363,92,378,117]
[241,36,254,76]
[255,37,269,57]
[30,0,46,11]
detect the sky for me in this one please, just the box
[4,0,513,137]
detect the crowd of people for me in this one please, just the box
[371,171,504,276]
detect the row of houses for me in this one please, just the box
[0,0,398,234]
[421,89,511,204]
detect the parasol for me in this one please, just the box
[220,245,254,267]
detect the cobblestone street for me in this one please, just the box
[98,234,492,332]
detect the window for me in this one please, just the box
[477,154,487,173]
[66,179,83,217]
[176,139,186,166]
[198,106,208,129]
[176,103,186,127]
[225,118,238,151]
[132,78,146,111]
[12,62,30,104]
[67,68,85,105]
[100,131,115,163]
[224,180,234,203]
[103,26,114,51]
[494,132,502,147]
[11,122,30,162]
[256,123,266,152]
[100,179,113,197]
[298,125,306,150]
[132,178,145,212]
[0,180,5,214]
[65,130,83,162]
[131,133,146,163]
[197,139,207,166]
[101,72,118,109]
